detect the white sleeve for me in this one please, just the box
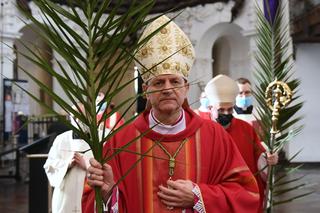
[257,152,268,181]
[257,142,269,181]
[43,134,73,188]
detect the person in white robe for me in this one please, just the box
[44,103,109,213]
[44,130,92,213]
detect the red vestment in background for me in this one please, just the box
[226,118,266,212]
[97,111,125,130]
[193,109,211,121]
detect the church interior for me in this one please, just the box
[1,0,320,212]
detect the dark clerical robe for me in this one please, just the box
[82,107,259,213]
[225,118,266,212]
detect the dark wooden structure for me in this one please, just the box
[20,134,56,213]
[0,142,22,181]
[290,1,320,43]
[23,0,245,20]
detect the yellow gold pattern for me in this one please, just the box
[135,15,195,82]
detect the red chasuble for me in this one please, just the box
[82,107,259,213]
[225,118,266,212]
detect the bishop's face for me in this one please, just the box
[143,74,189,117]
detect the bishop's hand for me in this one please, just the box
[157,179,194,209]
[86,158,115,202]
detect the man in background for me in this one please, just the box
[95,92,125,130]
[234,77,261,132]
[205,74,278,212]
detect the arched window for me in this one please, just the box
[212,36,231,77]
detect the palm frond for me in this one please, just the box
[15,0,171,212]
[254,1,309,211]
[273,191,314,206]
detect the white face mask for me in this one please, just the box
[96,93,107,112]
[236,95,253,108]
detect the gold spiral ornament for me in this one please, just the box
[265,80,292,134]
[265,80,292,110]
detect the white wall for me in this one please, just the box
[288,43,320,162]
[174,1,255,109]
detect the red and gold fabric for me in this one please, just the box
[82,107,259,213]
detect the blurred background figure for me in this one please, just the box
[4,93,13,144]
[15,111,28,145]
[95,92,107,114]
[193,91,211,120]
[95,92,125,130]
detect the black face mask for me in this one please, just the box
[217,114,233,127]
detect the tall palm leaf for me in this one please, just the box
[254,1,311,212]
[15,0,175,212]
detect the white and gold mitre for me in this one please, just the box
[135,15,195,82]
[205,74,239,105]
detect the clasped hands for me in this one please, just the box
[86,158,195,208]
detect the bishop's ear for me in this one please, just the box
[142,83,149,99]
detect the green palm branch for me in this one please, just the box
[14,0,176,212]
[254,2,310,212]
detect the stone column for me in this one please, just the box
[1,0,23,115]
[188,56,213,107]
[51,50,72,112]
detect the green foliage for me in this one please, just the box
[15,0,172,212]
[254,2,310,212]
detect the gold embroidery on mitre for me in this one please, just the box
[139,45,154,59]
[174,62,181,71]
[160,27,168,34]
[151,63,158,72]
[135,15,195,82]
[162,63,170,70]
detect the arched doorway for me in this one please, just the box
[209,23,250,79]
[191,22,250,106]
[212,36,231,77]
[196,22,250,80]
